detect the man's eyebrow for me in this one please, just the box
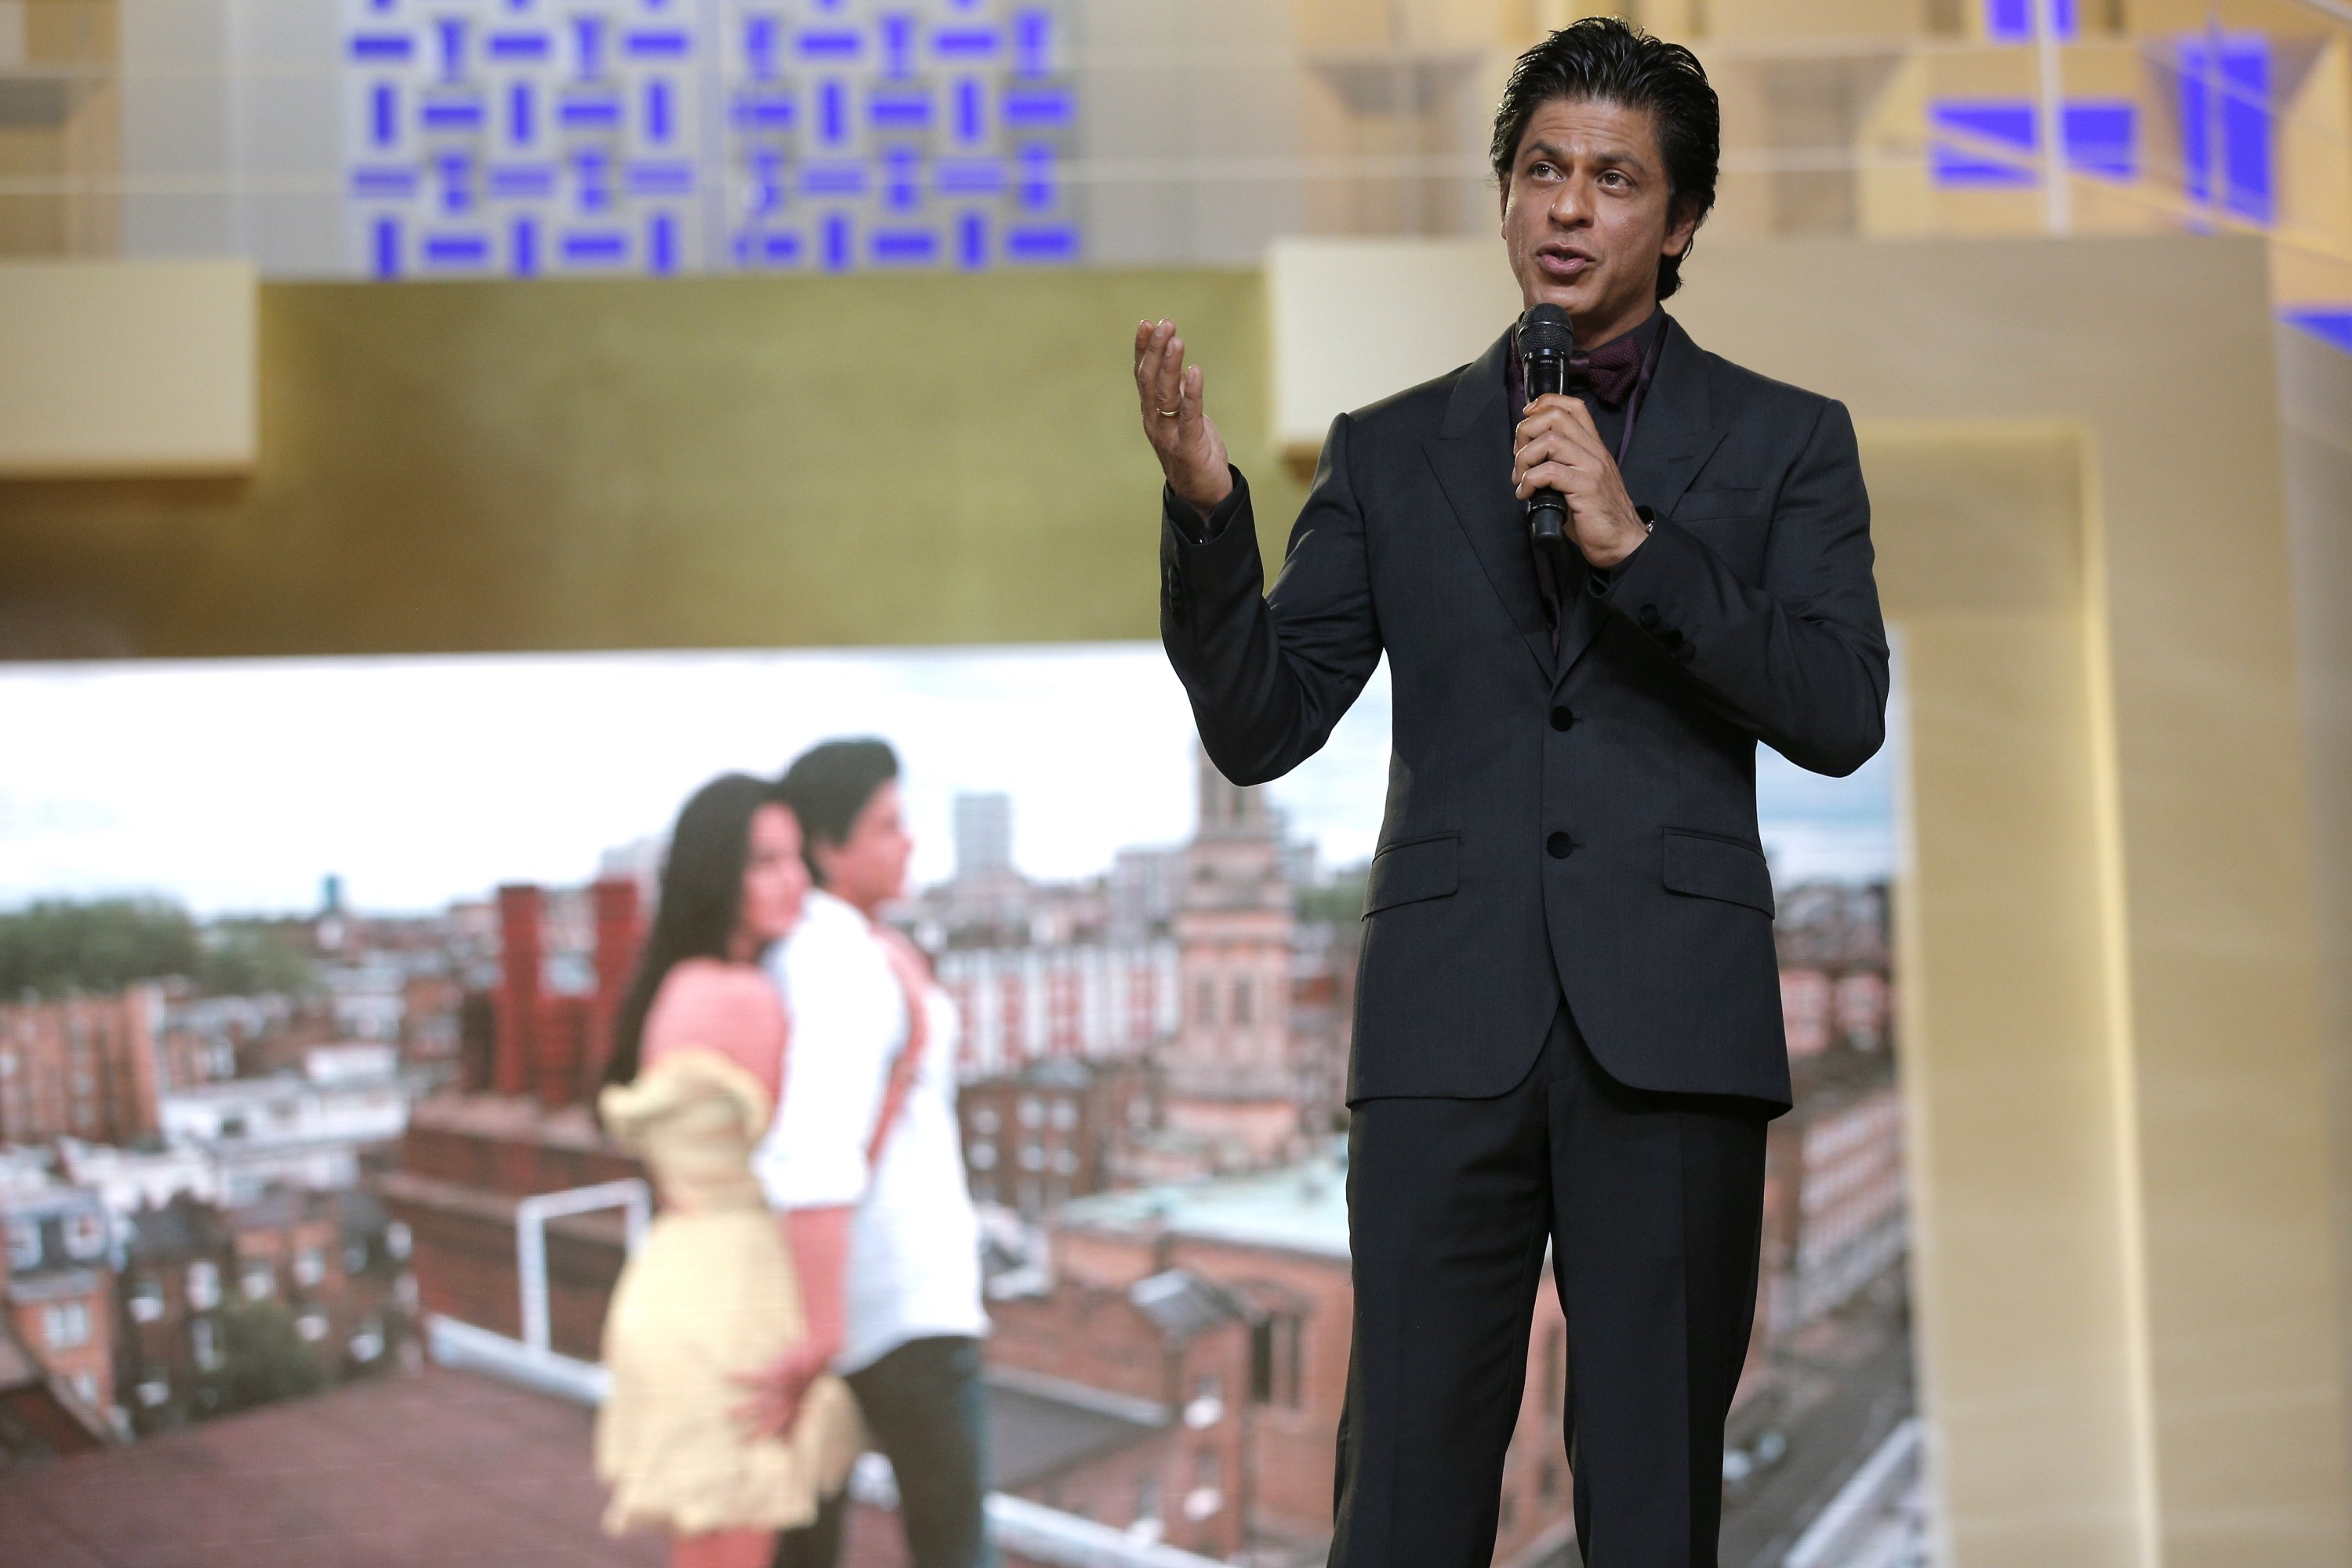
[1519,138,1652,171]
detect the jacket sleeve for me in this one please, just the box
[1598,397,1889,777]
[1160,412,1384,787]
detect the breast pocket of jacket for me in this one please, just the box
[1670,488,1768,582]
[1661,829,1776,916]
[1363,832,1460,916]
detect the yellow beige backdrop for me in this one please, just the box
[1,234,2347,1566]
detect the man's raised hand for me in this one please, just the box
[1134,318,1234,518]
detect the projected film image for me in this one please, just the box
[0,644,1905,1566]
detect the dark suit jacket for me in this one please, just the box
[1160,317,1889,1109]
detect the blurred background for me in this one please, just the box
[0,3,2347,1568]
[0,0,2350,302]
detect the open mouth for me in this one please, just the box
[1535,243,1595,279]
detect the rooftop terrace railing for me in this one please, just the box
[419,1176,1227,1568]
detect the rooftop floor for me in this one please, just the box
[0,1367,909,1568]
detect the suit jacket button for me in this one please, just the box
[1659,626,1684,648]
[1675,643,1696,664]
[1546,832,1573,859]
[1638,604,1661,630]
[1549,706,1574,732]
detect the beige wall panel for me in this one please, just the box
[2278,36,2352,258]
[1666,234,2350,1563]
[0,269,1300,655]
[1896,605,2147,1566]
[0,260,252,477]
[1702,0,1940,40]
[1857,53,1938,236]
[2124,0,2340,38]
[1871,423,2146,1563]
[2279,319,2352,1497]
[1269,236,1516,454]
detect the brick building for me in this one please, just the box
[934,941,1180,1080]
[1780,966,1896,1061]
[55,1137,220,1216]
[1759,1058,1908,1343]
[383,1096,641,1360]
[0,988,165,1149]
[1773,883,1896,1060]
[111,1185,417,1435]
[158,1047,416,1205]
[0,1181,120,1428]
[0,1312,114,1464]
[400,968,466,1078]
[959,1056,1157,1218]
[111,1193,234,1430]
[225,1188,405,1368]
[153,989,268,1091]
[381,873,657,1366]
[1161,757,1302,1174]
[910,757,1357,1202]
[1037,1157,1579,1567]
[988,1271,1256,1557]
[485,879,644,1108]
[1757,881,1906,1346]
[158,984,348,1087]
[1283,920,1358,1145]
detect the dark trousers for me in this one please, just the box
[772,1334,996,1568]
[1330,1005,1769,1568]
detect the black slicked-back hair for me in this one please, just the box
[1489,16,1720,300]
[778,738,900,885]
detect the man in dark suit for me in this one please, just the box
[1131,19,1887,1566]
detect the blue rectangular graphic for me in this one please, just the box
[343,0,1083,279]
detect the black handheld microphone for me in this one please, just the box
[1516,304,1574,558]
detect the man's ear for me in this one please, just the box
[1663,194,1700,260]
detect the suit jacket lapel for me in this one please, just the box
[1617,317,1725,519]
[1555,315,1729,684]
[1425,330,1553,681]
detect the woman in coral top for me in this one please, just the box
[595,774,862,1568]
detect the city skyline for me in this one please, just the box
[0,643,1896,916]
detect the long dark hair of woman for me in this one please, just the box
[601,772,782,1099]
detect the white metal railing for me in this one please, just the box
[1783,1417,1929,1568]
[424,1177,1227,1568]
[984,1494,1227,1568]
[514,1178,651,1355]
[423,1176,648,1406]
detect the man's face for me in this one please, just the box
[813,779,913,913]
[1500,95,1695,343]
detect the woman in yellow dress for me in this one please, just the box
[594,773,863,1568]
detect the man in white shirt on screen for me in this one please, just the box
[753,739,994,1568]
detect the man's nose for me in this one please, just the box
[1548,177,1592,227]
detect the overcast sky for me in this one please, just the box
[0,643,1895,916]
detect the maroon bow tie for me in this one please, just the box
[1566,331,1646,409]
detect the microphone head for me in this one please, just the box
[1517,303,1574,358]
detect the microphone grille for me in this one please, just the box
[1517,303,1574,356]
